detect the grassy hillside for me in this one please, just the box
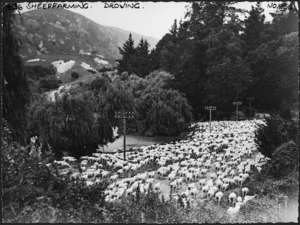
[13,8,158,61]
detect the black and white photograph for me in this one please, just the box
[1,1,299,223]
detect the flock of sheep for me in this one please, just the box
[52,119,270,217]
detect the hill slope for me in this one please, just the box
[13,8,158,61]
[12,8,159,98]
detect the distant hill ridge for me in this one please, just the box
[14,8,158,60]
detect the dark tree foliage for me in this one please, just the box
[268,2,298,40]
[272,141,299,178]
[117,34,152,78]
[39,79,62,91]
[242,2,266,52]
[2,118,108,223]
[113,70,193,136]
[246,32,298,112]
[134,39,151,77]
[71,72,80,79]
[2,6,31,144]
[117,33,136,75]
[30,77,133,158]
[147,1,298,119]
[254,114,299,159]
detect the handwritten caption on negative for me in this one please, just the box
[5,2,90,10]
[104,2,141,9]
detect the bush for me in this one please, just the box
[107,187,184,223]
[97,67,112,73]
[230,111,246,121]
[25,65,57,80]
[39,79,62,91]
[235,196,282,223]
[87,69,96,74]
[2,120,108,223]
[71,72,80,79]
[271,141,299,178]
[255,114,299,158]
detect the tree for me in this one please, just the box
[71,72,80,79]
[30,77,133,158]
[268,2,298,39]
[134,38,151,77]
[255,114,299,159]
[2,6,31,144]
[114,70,193,136]
[246,32,298,112]
[117,33,136,75]
[204,59,252,118]
[242,2,266,52]
[154,1,250,119]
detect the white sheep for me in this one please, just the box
[176,178,184,187]
[227,202,243,218]
[206,179,214,189]
[170,180,178,191]
[202,186,209,198]
[188,182,196,191]
[228,192,237,207]
[215,191,224,205]
[243,194,257,204]
[110,174,118,182]
[181,190,190,198]
[154,182,161,192]
[207,188,216,199]
[236,196,243,203]
[186,173,194,182]
[215,179,223,189]
[241,187,249,197]
[209,172,217,181]
[190,187,198,198]
[168,172,176,182]
[148,171,155,178]
[200,168,208,177]
[199,179,206,189]
[126,187,134,196]
[146,178,154,185]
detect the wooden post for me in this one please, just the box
[123,117,126,161]
[236,102,239,121]
[209,109,212,133]
[284,195,288,211]
[233,102,242,121]
[205,106,216,133]
[247,97,254,118]
[115,111,134,161]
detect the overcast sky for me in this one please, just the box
[19,1,279,40]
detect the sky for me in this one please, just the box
[18,1,281,40]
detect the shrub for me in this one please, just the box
[71,72,80,79]
[235,196,282,223]
[2,120,108,223]
[271,141,299,178]
[87,69,96,74]
[97,67,112,73]
[254,114,299,158]
[230,111,246,121]
[39,79,62,91]
[107,187,184,223]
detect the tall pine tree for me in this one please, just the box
[242,2,266,52]
[2,5,31,145]
[117,33,136,75]
[135,38,151,77]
